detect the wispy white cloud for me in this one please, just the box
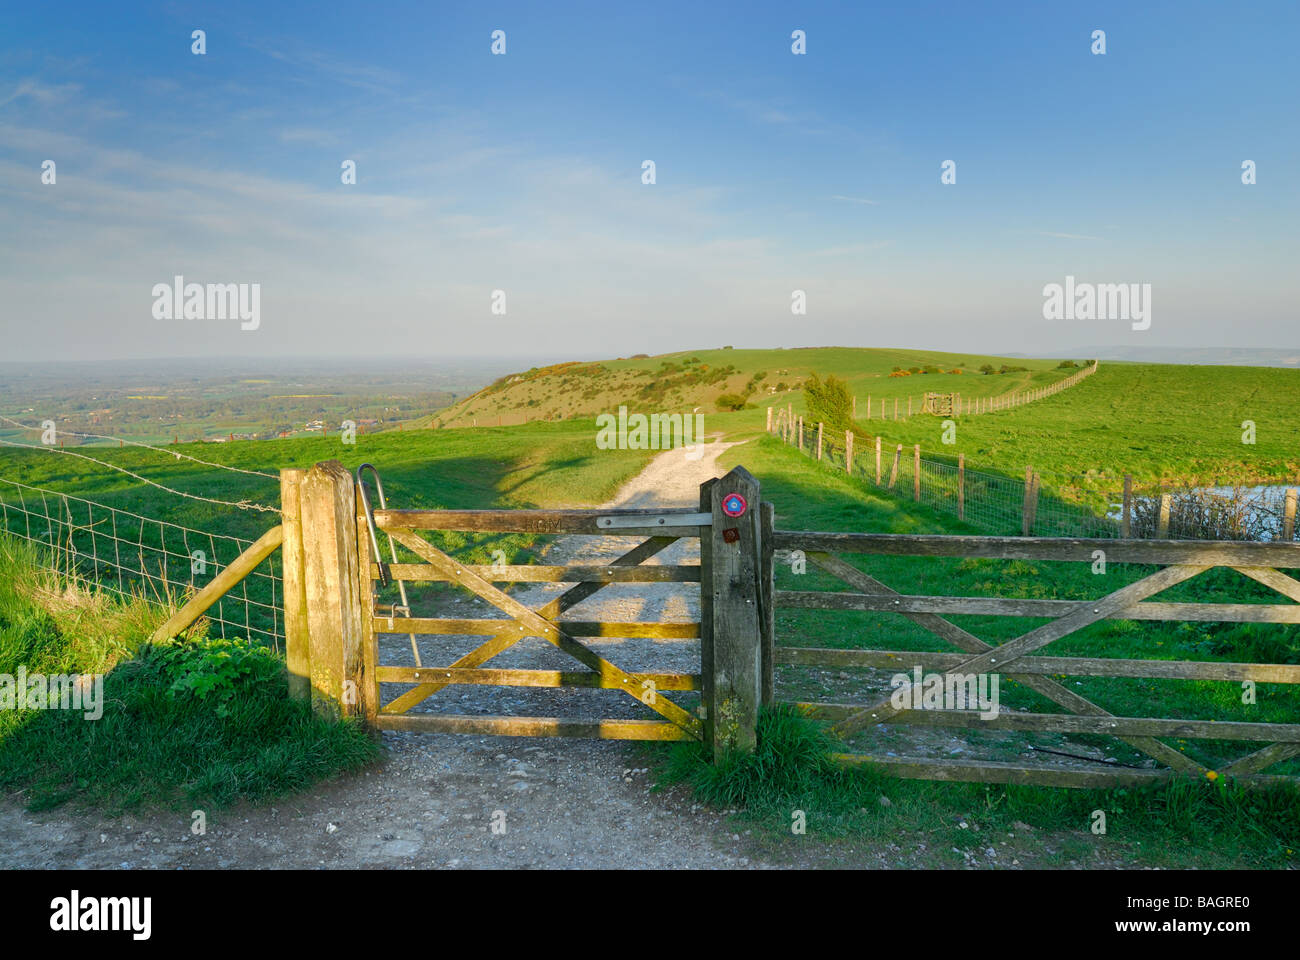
[831,195,878,206]
[1037,231,1102,240]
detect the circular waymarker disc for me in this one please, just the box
[722,493,748,518]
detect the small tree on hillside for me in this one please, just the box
[804,372,854,435]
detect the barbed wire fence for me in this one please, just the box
[0,476,284,649]
[770,415,1298,542]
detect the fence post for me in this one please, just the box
[1021,466,1035,536]
[1157,494,1172,539]
[958,453,965,521]
[1285,488,1298,541]
[699,467,763,758]
[1122,474,1133,538]
[845,430,853,474]
[299,460,366,720]
[889,445,901,488]
[766,406,772,432]
[816,422,823,460]
[875,436,882,484]
[913,445,921,502]
[798,417,803,451]
[759,501,775,708]
[280,468,311,702]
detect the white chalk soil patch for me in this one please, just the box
[0,440,778,870]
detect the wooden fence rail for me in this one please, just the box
[768,529,1300,788]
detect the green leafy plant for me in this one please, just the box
[156,637,283,717]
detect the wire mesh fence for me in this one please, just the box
[0,477,284,647]
[770,421,1295,542]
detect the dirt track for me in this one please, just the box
[0,440,782,870]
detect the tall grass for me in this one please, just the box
[0,534,379,813]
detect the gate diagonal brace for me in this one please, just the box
[381,530,702,737]
[819,555,1211,773]
[807,553,1205,775]
[379,533,680,715]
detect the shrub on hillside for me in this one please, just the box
[979,364,995,375]
[804,372,854,434]
[716,393,749,411]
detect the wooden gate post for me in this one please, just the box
[875,436,882,484]
[299,460,366,720]
[957,454,965,522]
[913,445,921,502]
[699,467,763,758]
[1022,466,1036,536]
[1122,474,1134,538]
[1284,488,1297,541]
[280,469,311,701]
[1157,494,1172,539]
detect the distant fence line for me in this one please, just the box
[846,360,1099,422]
[0,477,284,646]
[767,416,1299,542]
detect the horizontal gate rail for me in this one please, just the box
[776,647,1300,683]
[374,666,700,690]
[373,713,697,740]
[774,530,1300,566]
[374,507,709,536]
[779,589,1300,623]
[372,616,699,638]
[370,563,700,583]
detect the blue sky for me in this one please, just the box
[1,1,1296,361]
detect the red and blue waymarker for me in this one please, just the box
[722,493,748,518]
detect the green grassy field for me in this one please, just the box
[829,361,1300,494]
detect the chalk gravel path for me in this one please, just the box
[0,441,792,870]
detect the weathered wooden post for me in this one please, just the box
[766,406,772,432]
[888,444,901,488]
[845,430,853,474]
[759,501,775,708]
[280,468,311,701]
[816,422,824,460]
[699,467,763,758]
[798,417,803,450]
[1285,488,1298,541]
[299,460,366,720]
[957,454,965,521]
[1157,494,1172,539]
[875,436,882,484]
[1022,466,1035,536]
[913,445,921,502]
[1122,474,1133,538]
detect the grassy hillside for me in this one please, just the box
[428,347,1083,428]
[839,361,1300,494]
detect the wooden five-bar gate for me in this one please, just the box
[150,459,1300,789]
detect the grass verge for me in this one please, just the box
[0,536,378,814]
